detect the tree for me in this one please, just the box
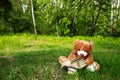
[110,0,120,36]
[30,0,37,34]
[0,0,119,37]
[110,1,114,35]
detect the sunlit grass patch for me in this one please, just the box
[0,34,120,80]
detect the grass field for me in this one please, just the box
[0,33,120,80]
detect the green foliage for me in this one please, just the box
[0,0,119,37]
[58,17,71,36]
[113,20,120,37]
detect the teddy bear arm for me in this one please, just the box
[68,50,77,61]
[85,54,94,65]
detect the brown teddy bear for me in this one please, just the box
[58,40,100,74]
[68,40,94,65]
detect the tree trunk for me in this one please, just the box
[91,7,101,36]
[91,0,101,36]
[116,0,120,20]
[70,17,76,36]
[54,0,59,36]
[30,0,37,34]
[17,0,21,9]
[110,2,114,35]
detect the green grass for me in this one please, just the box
[0,34,120,80]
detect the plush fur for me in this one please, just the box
[58,56,100,74]
[68,40,94,65]
[58,40,100,74]
[86,61,100,72]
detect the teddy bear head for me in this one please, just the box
[73,40,94,57]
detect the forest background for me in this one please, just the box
[0,0,120,79]
[0,0,120,37]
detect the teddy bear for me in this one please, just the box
[68,40,94,65]
[58,40,100,74]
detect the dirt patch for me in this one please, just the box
[0,56,16,61]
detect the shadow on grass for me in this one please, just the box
[0,48,71,80]
[0,48,120,80]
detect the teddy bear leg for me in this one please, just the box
[86,61,100,72]
[58,56,71,67]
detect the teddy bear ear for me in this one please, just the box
[73,40,79,47]
[89,42,94,49]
